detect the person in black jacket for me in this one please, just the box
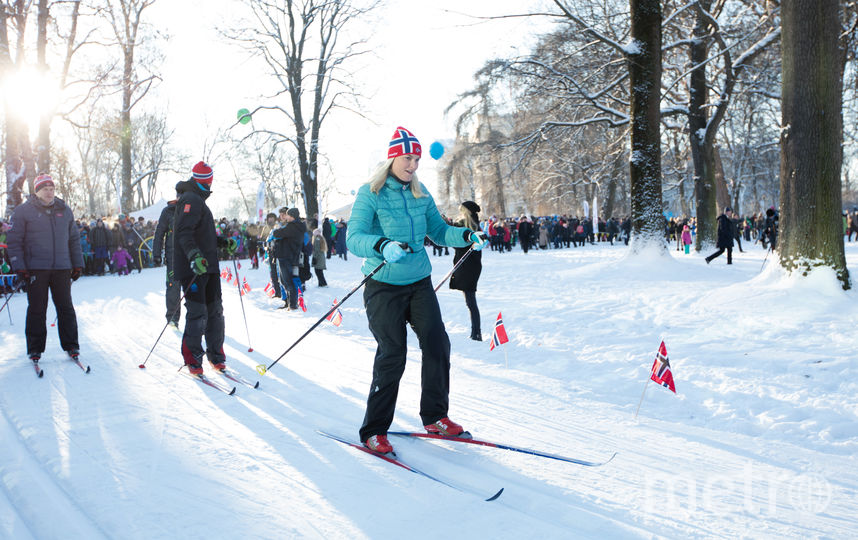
[449,201,484,341]
[90,219,110,275]
[6,174,84,361]
[705,207,735,265]
[152,199,180,328]
[173,161,232,375]
[272,207,306,310]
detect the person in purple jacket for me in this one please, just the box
[6,174,84,362]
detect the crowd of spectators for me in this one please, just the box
[3,205,858,294]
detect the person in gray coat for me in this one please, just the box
[6,174,84,361]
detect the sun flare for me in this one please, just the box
[1,66,60,135]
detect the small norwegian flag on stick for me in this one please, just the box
[325,298,343,327]
[650,341,676,393]
[489,312,509,351]
[489,312,510,368]
[635,340,677,419]
[264,282,276,298]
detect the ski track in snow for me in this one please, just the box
[1,243,857,539]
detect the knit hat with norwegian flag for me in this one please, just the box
[192,161,213,190]
[387,127,421,159]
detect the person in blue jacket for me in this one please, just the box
[6,174,84,362]
[346,126,488,455]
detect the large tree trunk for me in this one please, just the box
[35,0,50,174]
[690,0,716,251]
[120,51,134,213]
[779,0,849,289]
[628,0,664,251]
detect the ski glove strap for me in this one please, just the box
[188,248,208,275]
[381,241,407,263]
[469,231,489,251]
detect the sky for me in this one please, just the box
[149,0,556,217]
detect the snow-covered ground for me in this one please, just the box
[1,240,856,539]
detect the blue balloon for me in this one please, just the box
[429,141,444,160]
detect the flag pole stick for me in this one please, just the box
[504,346,508,369]
[634,379,651,420]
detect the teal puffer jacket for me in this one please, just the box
[346,176,471,285]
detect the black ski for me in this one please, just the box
[68,352,91,373]
[31,357,43,378]
[318,430,503,502]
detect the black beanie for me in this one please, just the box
[461,200,481,215]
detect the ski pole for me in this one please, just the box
[433,246,474,292]
[257,260,387,376]
[139,274,197,369]
[0,281,24,322]
[232,256,253,352]
[759,246,772,272]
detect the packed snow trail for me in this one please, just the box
[1,244,856,538]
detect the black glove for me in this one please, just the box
[153,256,162,266]
[16,269,30,282]
[71,267,83,281]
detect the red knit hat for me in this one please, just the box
[387,127,421,159]
[34,174,55,193]
[192,161,213,186]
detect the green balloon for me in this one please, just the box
[237,108,251,125]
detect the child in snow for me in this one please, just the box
[111,245,133,275]
[681,225,692,254]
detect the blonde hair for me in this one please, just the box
[368,158,426,198]
[459,204,479,231]
[315,234,327,253]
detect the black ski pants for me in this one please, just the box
[25,269,79,355]
[268,258,281,299]
[359,277,452,442]
[165,257,181,324]
[463,290,481,339]
[180,274,225,366]
[706,246,733,264]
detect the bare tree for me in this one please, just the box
[98,0,159,213]
[778,0,849,289]
[2,1,35,215]
[229,0,379,219]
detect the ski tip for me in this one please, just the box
[486,488,504,502]
[253,381,260,389]
[85,366,91,373]
[228,387,237,395]
[38,369,44,378]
